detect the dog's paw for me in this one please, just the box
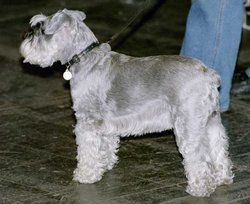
[214,172,234,186]
[186,176,216,197]
[214,163,234,186]
[73,167,103,184]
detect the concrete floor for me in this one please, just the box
[0,0,250,203]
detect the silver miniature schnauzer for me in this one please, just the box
[20,9,233,197]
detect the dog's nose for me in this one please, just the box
[22,22,44,39]
[22,27,34,39]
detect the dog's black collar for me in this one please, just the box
[66,42,99,68]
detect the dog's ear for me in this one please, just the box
[62,9,86,21]
[44,12,70,35]
[30,14,47,27]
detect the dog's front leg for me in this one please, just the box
[73,120,119,183]
[73,121,104,183]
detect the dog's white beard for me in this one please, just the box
[20,37,57,67]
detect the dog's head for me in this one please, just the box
[20,9,98,67]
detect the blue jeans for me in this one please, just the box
[246,67,250,78]
[180,0,244,112]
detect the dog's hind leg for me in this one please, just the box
[174,112,216,197]
[173,88,224,197]
[73,121,119,183]
[206,111,233,186]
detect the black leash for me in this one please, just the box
[108,0,166,50]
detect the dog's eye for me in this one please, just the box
[32,21,44,30]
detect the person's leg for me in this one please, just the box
[246,66,250,77]
[181,0,244,112]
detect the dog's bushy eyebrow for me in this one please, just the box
[30,14,47,27]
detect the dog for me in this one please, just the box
[20,9,234,197]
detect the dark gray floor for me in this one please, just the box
[1,0,250,203]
